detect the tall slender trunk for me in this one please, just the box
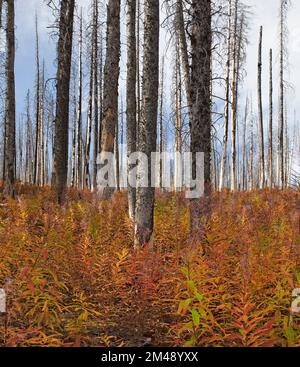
[242,97,248,191]
[189,0,212,241]
[176,0,192,123]
[25,90,32,184]
[249,99,254,190]
[219,0,232,190]
[268,48,273,188]
[18,115,23,182]
[84,37,94,189]
[33,14,40,186]
[135,0,159,247]
[92,0,99,191]
[115,111,120,191]
[278,0,285,188]
[257,26,265,188]
[98,0,121,199]
[126,0,137,218]
[4,0,16,198]
[52,0,75,203]
[70,74,77,187]
[136,0,141,149]
[98,26,103,152]
[230,0,238,191]
[39,61,45,186]
[77,10,83,189]
[175,35,182,191]
[159,56,164,190]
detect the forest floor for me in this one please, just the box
[0,186,300,347]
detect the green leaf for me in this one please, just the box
[191,308,200,327]
[195,292,203,302]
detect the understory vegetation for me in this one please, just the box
[0,186,299,347]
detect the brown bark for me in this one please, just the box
[98,0,121,199]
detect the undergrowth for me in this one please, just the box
[0,185,299,346]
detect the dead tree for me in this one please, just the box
[98,0,121,198]
[52,0,75,203]
[3,0,16,198]
[126,0,137,219]
[268,48,273,188]
[189,0,212,241]
[219,0,232,191]
[134,0,160,247]
[257,26,265,188]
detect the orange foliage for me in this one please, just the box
[0,186,299,346]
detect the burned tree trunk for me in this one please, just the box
[189,0,212,241]
[77,10,83,189]
[126,0,137,219]
[257,26,265,188]
[33,14,40,186]
[3,0,16,198]
[219,0,232,190]
[52,0,75,203]
[98,0,121,199]
[175,0,192,123]
[134,0,159,247]
[92,0,99,191]
[268,48,273,188]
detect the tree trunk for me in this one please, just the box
[219,0,232,190]
[136,0,141,149]
[257,26,265,188]
[18,115,23,182]
[84,37,94,190]
[92,0,99,191]
[175,34,182,191]
[230,0,238,191]
[126,0,137,219]
[189,0,212,242]
[134,0,159,247]
[39,61,45,186]
[242,97,248,191]
[159,56,164,190]
[52,0,75,203]
[3,0,16,198]
[77,10,83,189]
[176,0,192,124]
[268,48,273,188]
[33,14,40,186]
[98,0,121,199]
[278,0,285,188]
[70,74,77,187]
[25,90,32,184]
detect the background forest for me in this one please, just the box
[0,0,299,347]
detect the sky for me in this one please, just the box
[12,0,300,171]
